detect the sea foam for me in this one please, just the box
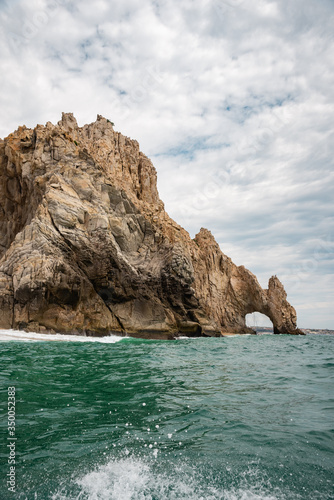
[52,456,296,500]
[0,329,124,343]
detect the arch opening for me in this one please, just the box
[245,312,273,334]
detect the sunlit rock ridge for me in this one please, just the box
[0,113,303,338]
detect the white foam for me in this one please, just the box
[0,329,124,343]
[52,457,293,500]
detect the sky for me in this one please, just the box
[0,0,333,329]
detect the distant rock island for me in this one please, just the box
[0,113,304,338]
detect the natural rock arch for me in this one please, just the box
[0,114,303,337]
[220,269,300,335]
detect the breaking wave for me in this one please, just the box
[0,329,124,343]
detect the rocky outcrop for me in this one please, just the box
[0,113,303,338]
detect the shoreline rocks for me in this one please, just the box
[0,113,304,337]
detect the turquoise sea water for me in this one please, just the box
[0,333,333,499]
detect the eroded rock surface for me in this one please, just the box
[0,113,303,337]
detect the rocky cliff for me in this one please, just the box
[0,113,303,338]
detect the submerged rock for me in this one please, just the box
[0,113,303,338]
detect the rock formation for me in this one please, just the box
[0,113,303,338]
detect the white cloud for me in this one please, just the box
[0,0,333,328]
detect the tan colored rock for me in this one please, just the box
[0,113,303,337]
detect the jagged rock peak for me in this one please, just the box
[0,113,304,338]
[57,112,78,130]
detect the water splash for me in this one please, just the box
[52,456,297,500]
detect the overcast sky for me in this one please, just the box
[0,0,333,329]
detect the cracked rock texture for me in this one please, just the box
[0,113,303,338]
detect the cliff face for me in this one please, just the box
[0,113,303,338]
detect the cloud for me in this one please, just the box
[0,0,333,328]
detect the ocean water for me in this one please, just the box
[0,332,333,500]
